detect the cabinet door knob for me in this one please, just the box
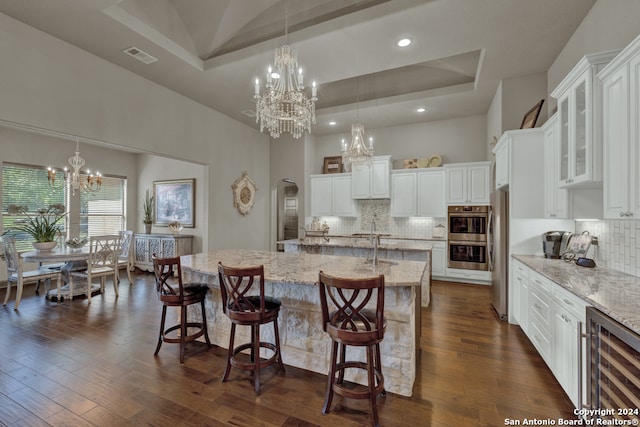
[620,212,626,217]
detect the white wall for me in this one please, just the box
[486,81,503,160]
[0,12,271,252]
[137,154,206,253]
[313,115,488,170]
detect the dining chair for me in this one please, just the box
[70,234,121,303]
[0,236,62,310]
[116,230,134,285]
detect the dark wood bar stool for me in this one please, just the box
[152,255,211,363]
[318,271,386,427]
[217,262,285,395]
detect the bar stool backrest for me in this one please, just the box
[318,271,385,344]
[217,263,266,323]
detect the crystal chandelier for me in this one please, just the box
[341,78,374,167]
[341,123,374,168]
[47,140,102,196]
[253,4,317,139]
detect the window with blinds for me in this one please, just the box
[79,174,126,236]
[2,163,67,252]
[2,163,126,252]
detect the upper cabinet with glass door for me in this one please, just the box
[550,51,620,188]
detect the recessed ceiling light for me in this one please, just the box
[416,107,426,113]
[329,121,337,126]
[396,38,412,48]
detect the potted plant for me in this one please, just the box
[10,205,66,251]
[143,189,154,234]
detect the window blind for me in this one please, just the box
[2,163,66,252]
[79,175,126,237]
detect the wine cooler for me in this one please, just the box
[587,307,640,422]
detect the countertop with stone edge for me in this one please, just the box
[181,248,428,287]
[513,254,640,335]
[280,236,439,251]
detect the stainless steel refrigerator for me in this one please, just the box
[490,188,508,320]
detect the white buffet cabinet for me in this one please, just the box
[133,233,193,272]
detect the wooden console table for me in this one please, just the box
[133,233,193,272]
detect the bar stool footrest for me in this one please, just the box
[230,341,281,371]
[162,322,206,344]
[331,361,385,400]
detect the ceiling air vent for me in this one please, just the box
[123,46,158,64]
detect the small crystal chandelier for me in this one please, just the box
[341,79,374,167]
[341,123,374,168]
[253,2,317,139]
[47,140,102,196]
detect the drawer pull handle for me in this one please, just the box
[563,298,573,306]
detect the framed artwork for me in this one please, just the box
[520,99,544,129]
[153,179,195,227]
[323,156,344,174]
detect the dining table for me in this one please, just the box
[21,246,96,301]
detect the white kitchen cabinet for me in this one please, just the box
[550,50,619,188]
[310,173,358,217]
[542,114,569,218]
[431,241,446,278]
[390,168,445,218]
[444,162,490,205]
[599,35,640,219]
[552,285,589,409]
[493,139,509,190]
[133,234,193,272]
[512,260,530,334]
[390,170,417,217]
[514,260,590,410]
[417,169,445,217]
[445,267,490,283]
[351,155,392,199]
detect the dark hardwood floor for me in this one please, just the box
[0,273,574,426]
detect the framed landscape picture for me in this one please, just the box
[153,178,195,227]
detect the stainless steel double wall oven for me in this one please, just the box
[447,205,490,271]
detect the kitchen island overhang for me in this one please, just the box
[180,249,427,397]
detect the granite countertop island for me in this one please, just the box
[181,249,428,397]
[513,255,640,335]
[282,236,436,307]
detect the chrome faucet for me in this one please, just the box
[370,218,379,267]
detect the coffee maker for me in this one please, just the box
[542,231,573,259]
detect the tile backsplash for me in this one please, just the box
[308,199,445,238]
[575,219,640,277]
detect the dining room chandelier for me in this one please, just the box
[252,3,317,139]
[47,140,102,196]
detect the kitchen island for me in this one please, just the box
[282,236,436,307]
[181,249,428,397]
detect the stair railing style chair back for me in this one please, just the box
[0,235,62,309]
[70,234,120,303]
[117,230,134,285]
[318,270,386,427]
[217,262,285,395]
[152,255,210,363]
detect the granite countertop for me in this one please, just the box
[281,236,439,251]
[181,249,427,287]
[513,254,640,335]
